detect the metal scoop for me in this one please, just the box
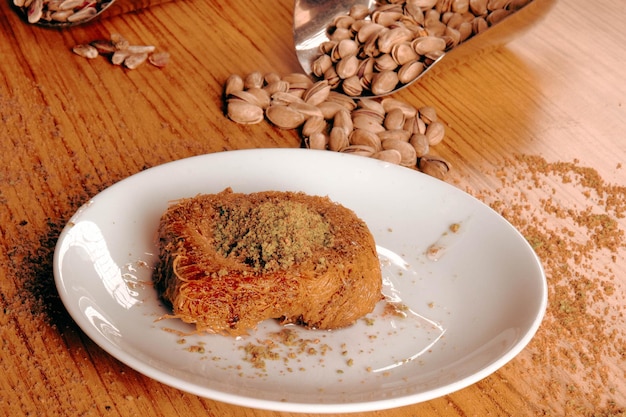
[15,0,173,28]
[14,0,117,27]
[293,0,555,98]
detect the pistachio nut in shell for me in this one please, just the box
[333,39,359,60]
[302,115,327,137]
[306,132,328,150]
[409,133,430,157]
[229,90,260,106]
[332,14,355,30]
[312,54,333,78]
[418,106,438,124]
[317,101,346,119]
[404,114,427,135]
[371,10,404,27]
[404,1,425,24]
[350,128,383,151]
[412,36,447,56]
[323,66,341,89]
[264,72,282,84]
[352,113,386,133]
[419,154,451,179]
[487,8,512,25]
[263,80,290,95]
[336,55,360,79]
[288,102,324,119]
[330,27,352,42]
[391,42,419,66]
[382,138,417,167]
[443,27,461,49]
[349,4,370,19]
[487,0,511,11]
[341,75,364,97]
[381,98,418,118]
[329,126,350,151]
[371,70,399,96]
[383,107,406,130]
[265,105,306,129]
[224,74,244,96]
[245,87,271,109]
[459,21,474,42]
[412,0,438,8]
[325,91,358,111]
[374,53,399,72]
[227,100,264,124]
[425,120,445,145]
[271,91,305,106]
[473,16,489,34]
[377,26,414,54]
[333,108,354,135]
[244,71,264,89]
[341,144,376,157]
[282,72,314,89]
[372,149,402,165]
[424,20,447,37]
[452,0,470,15]
[470,0,488,15]
[357,99,386,118]
[303,80,332,106]
[377,129,411,143]
[356,21,385,44]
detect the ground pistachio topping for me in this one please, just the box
[214,200,333,271]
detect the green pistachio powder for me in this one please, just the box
[214,200,334,272]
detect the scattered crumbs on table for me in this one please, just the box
[464,153,626,415]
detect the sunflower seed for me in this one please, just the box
[72,44,98,59]
[124,53,149,70]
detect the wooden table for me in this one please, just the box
[1,0,625,415]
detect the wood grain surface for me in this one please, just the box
[1,0,625,416]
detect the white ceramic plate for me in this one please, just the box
[54,149,546,413]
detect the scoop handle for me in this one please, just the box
[103,0,177,19]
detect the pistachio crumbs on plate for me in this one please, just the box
[237,328,333,374]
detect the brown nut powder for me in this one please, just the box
[465,154,626,416]
[214,200,333,272]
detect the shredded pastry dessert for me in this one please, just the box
[154,188,382,336]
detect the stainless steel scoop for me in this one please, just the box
[293,0,555,98]
[15,0,173,28]
[15,0,117,27]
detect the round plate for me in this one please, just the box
[53,149,546,413]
